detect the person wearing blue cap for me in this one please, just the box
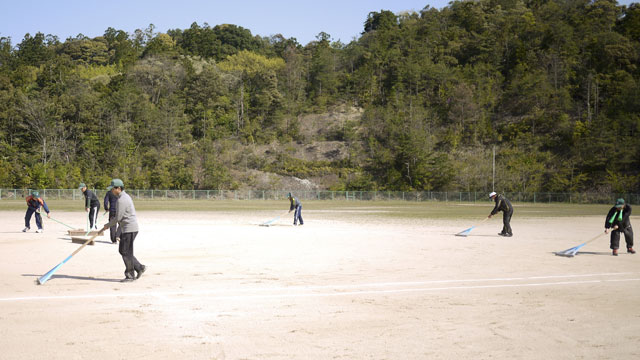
[605,198,634,256]
[79,183,100,230]
[287,192,303,226]
[23,191,51,233]
[100,179,146,282]
[488,192,513,237]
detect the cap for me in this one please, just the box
[106,178,124,190]
[31,191,40,198]
[616,198,625,208]
[489,192,497,198]
[78,182,86,190]
[287,192,292,198]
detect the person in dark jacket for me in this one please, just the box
[288,192,303,226]
[23,191,51,233]
[488,192,513,237]
[104,189,120,244]
[604,198,634,256]
[79,183,100,230]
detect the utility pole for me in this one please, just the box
[492,145,496,192]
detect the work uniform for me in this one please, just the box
[104,191,120,243]
[104,190,144,280]
[491,194,513,236]
[24,195,50,231]
[82,188,100,230]
[289,195,304,226]
[605,204,633,251]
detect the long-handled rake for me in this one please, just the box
[554,232,607,258]
[455,218,489,237]
[48,216,76,230]
[36,231,102,285]
[259,211,289,227]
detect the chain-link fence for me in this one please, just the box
[1,189,638,204]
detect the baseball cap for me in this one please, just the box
[78,182,86,190]
[31,191,40,198]
[616,198,625,208]
[489,192,497,198]
[106,178,124,190]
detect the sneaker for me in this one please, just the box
[628,248,636,254]
[136,265,146,279]
[504,233,513,237]
[36,229,43,233]
[22,227,29,232]
[613,249,618,256]
[120,277,135,283]
[498,233,505,236]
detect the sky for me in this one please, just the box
[1,0,637,47]
[0,0,447,46]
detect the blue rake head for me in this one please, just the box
[455,226,475,237]
[260,216,281,227]
[554,243,586,258]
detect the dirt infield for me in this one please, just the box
[1,203,639,359]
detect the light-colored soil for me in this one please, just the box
[0,207,638,359]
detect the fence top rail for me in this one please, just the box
[1,189,637,205]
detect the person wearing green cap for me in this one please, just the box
[287,192,303,226]
[604,198,634,256]
[100,179,146,282]
[23,191,51,233]
[79,183,101,230]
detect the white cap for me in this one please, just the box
[489,192,497,198]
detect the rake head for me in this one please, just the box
[554,244,585,258]
[455,226,474,237]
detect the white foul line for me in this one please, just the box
[2,272,639,302]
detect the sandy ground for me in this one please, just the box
[0,207,639,360]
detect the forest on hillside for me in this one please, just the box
[0,0,639,193]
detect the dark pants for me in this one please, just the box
[88,206,99,229]
[610,226,634,250]
[119,231,144,279]
[25,208,43,229]
[501,209,513,235]
[294,205,303,225]
[108,212,120,243]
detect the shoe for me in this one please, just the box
[120,277,135,283]
[136,265,146,279]
[111,240,117,244]
[36,229,43,233]
[22,227,29,232]
[504,233,513,237]
[628,248,636,254]
[613,249,618,256]
[498,233,505,236]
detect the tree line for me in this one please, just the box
[0,0,639,193]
